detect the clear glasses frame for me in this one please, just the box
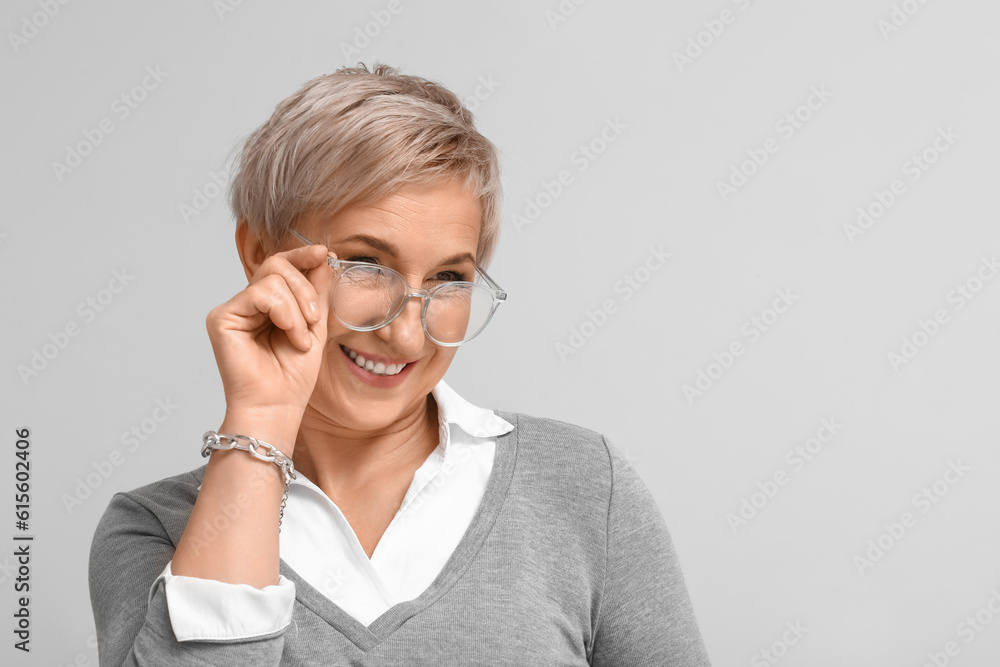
[290,229,507,347]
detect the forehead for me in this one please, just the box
[308,180,482,259]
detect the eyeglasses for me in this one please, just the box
[290,229,506,347]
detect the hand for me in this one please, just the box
[206,244,336,450]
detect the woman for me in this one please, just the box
[89,63,712,666]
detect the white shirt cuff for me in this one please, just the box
[153,560,295,642]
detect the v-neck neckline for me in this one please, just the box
[276,411,518,650]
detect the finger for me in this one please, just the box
[242,276,314,352]
[207,300,267,346]
[275,243,331,271]
[252,249,329,325]
[301,248,337,325]
[305,251,337,327]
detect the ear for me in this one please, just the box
[235,222,271,282]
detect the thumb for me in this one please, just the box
[307,250,336,330]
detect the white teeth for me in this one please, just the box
[342,345,406,376]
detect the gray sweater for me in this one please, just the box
[89,411,712,666]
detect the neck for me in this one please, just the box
[291,393,440,495]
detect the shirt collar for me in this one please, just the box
[431,379,513,440]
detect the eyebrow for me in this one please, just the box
[336,234,476,267]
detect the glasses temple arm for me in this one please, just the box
[475,264,506,301]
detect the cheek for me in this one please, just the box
[422,348,458,384]
[322,307,351,339]
[425,351,453,372]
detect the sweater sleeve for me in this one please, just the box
[590,439,713,667]
[89,491,293,666]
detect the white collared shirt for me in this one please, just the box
[153,380,514,641]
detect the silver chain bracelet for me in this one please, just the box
[201,431,298,531]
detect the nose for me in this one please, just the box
[376,293,427,356]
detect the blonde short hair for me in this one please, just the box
[229,64,503,266]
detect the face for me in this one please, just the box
[294,178,482,434]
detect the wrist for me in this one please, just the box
[219,406,303,453]
[199,431,296,534]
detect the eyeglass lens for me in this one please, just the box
[331,265,494,344]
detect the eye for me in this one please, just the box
[346,255,381,265]
[432,270,469,282]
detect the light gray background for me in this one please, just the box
[4,1,1000,665]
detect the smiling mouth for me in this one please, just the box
[339,344,409,376]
